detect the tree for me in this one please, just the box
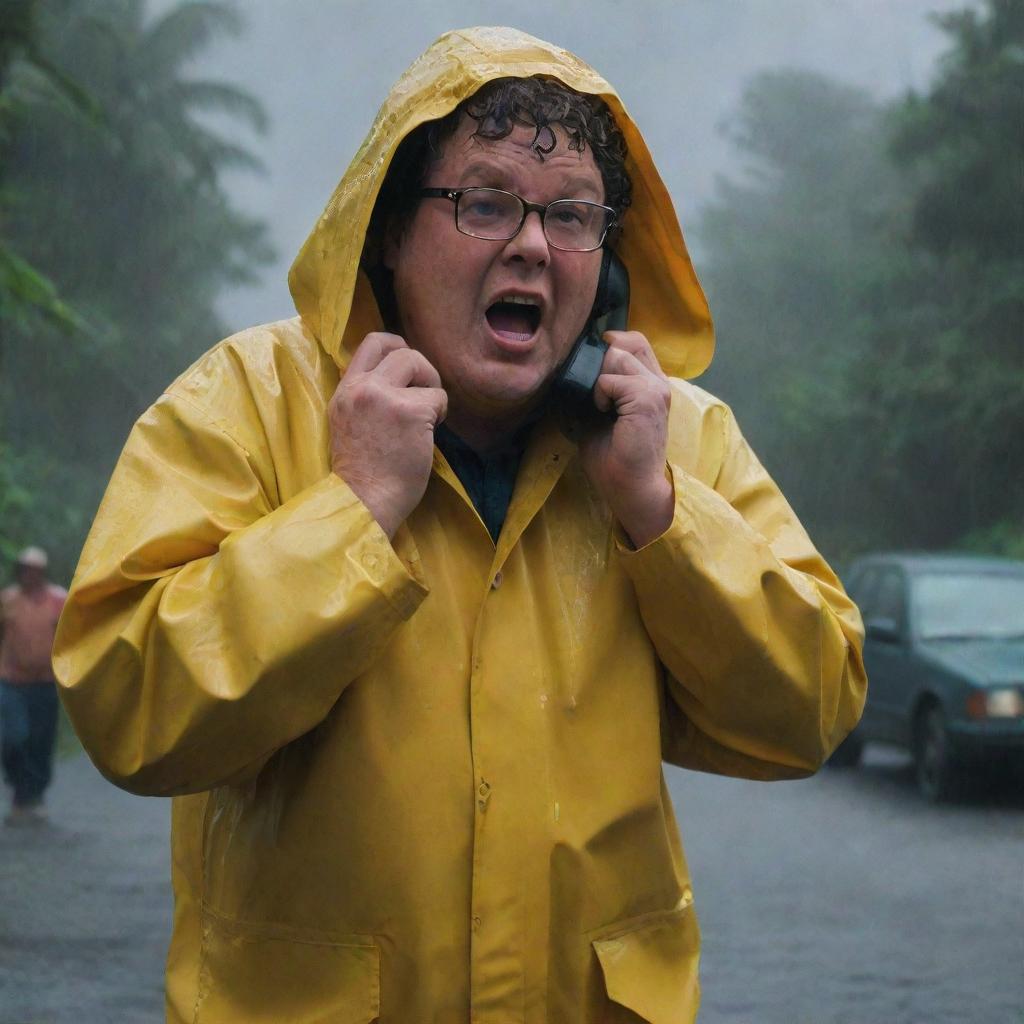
[0,0,92,331]
[696,0,1023,559]
[0,0,273,575]
[696,70,905,558]
[1,0,93,566]
[855,0,1024,550]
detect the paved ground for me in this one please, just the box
[1,747,1021,1023]
[0,755,170,1024]
[669,748,1024,1024]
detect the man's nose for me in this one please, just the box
[504,210,549,265]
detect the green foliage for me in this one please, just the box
[0,0,93,329]
[697,0,1022,561]
[4,0,273,399]
[958,520,1024,561]
[0,0,273,581]
[0,245,83,330]
[894,0,1023,261]
[0,443,98,581]
[856,0,1024,549]
[0,445,34,563]
[696,69,905,559]
[959,521,1024,561]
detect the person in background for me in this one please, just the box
[1,546,66,826]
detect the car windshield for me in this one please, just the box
[914,572,1024,640]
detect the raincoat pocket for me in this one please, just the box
[194,908,380,1023]
[591,893,700,1024]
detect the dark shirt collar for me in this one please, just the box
[434,422,535,543]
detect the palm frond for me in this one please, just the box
[0,244,85,331]
[19,41,101,120]
[140,1,242,75]
[173,78,268,133]
[182,127,265,177]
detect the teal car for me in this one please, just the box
[832,553,1024,800]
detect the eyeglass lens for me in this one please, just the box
[457,189,609,250]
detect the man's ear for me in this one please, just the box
[382,216,403,271]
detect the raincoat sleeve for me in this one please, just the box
[53,386,429,797]
[619,394,866,780]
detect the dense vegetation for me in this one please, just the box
[698,0,1023,563]
[1,0,1019,583]
[0,0,272,578]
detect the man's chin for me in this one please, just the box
[496,373,559,408]
[454,373,554,429]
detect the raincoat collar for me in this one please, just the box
[288,26,714,380]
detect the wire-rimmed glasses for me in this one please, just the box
[418,187,616,252]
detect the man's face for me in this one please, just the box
[15,564,45,590]
[385,115,605,428]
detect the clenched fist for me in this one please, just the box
[578,330,674,549]
[329,333,448,538]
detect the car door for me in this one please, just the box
[848,566,881,736]
[861,567,913,745]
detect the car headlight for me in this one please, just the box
[966,687,1024,719]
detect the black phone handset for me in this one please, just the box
[550,249,630,440]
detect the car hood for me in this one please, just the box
[919,638,1024,685]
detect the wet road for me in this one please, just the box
[1,748,1021,1022]
[0,753,170,1023]
[670,747,1024,1024]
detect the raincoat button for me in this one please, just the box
[478,781,490,796]
[491,571,503,589]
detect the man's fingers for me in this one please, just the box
[345,332,410,376]
[593,372,634,413]
[374,347,443,389]
[603,330,665,378]
[398,376,448,421]
[599,343,651,380]
[426,386,448,426]
[392,380,448,425]
[594,371,671,415]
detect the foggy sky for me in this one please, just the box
[163,0,975,333]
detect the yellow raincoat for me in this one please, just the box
[54,27,865,1024]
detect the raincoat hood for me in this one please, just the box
[288,26,714,379]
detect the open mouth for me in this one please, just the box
[485,298,541,342]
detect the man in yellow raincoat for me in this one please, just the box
[54,27,865,1024]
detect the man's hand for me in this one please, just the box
[578,330,674,549]
[329,333,447,539]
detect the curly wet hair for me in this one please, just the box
[370,76,632,242]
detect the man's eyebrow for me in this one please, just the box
[456,161,511,184]
[456,163,602,199]
[560,176,602,199]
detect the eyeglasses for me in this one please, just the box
[418,187,616,252]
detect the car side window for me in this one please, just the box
[873,569,906,632]
[852,567,881,616]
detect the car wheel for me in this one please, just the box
[914,705,961,802]
[827,731,863,768]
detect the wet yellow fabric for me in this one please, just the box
[53,27,865,1024]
